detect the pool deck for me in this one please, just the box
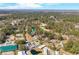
[0,43,16,47]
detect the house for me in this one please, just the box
[62,35,69,40]
[11,20,17,26]
[38,45,51,55]
[49,16,54,18]
[54,51,60,55]
[25,33,33,42]
[40,23,47,27]
[18,51,31,55]
[31,48,42,55]
[15,29,20,33]
[38,45,46,49]
[33,40,40,46]
[75,23,79,29]
[9,35,16,41]
[32,35,38,40]
[16,34,24,40]
[32,48,42,52]
[2,51,15,55]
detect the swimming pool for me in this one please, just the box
[0,45,17,52]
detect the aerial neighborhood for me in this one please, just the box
[0,11,79,55]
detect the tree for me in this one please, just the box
[2,25,16,35]
[15,40,26,44]
[0,32,6,44]
[15,40,26,51]
[64,40,79,54]
[58,35,64,41]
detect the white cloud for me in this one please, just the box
[0,0,79,3]
[0,3,43,9]
[18,3,42,8]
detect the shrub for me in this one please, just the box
[64,40,79,54]
[15,40,26,44]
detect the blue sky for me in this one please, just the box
[0,3,79,9]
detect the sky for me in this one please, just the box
[0,3,79,10]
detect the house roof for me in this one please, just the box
[9,35,16,41]
[32,48,42,52]
[25,33,33,42]
[38,45,46,49]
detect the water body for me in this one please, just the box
[0,45,17,52]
